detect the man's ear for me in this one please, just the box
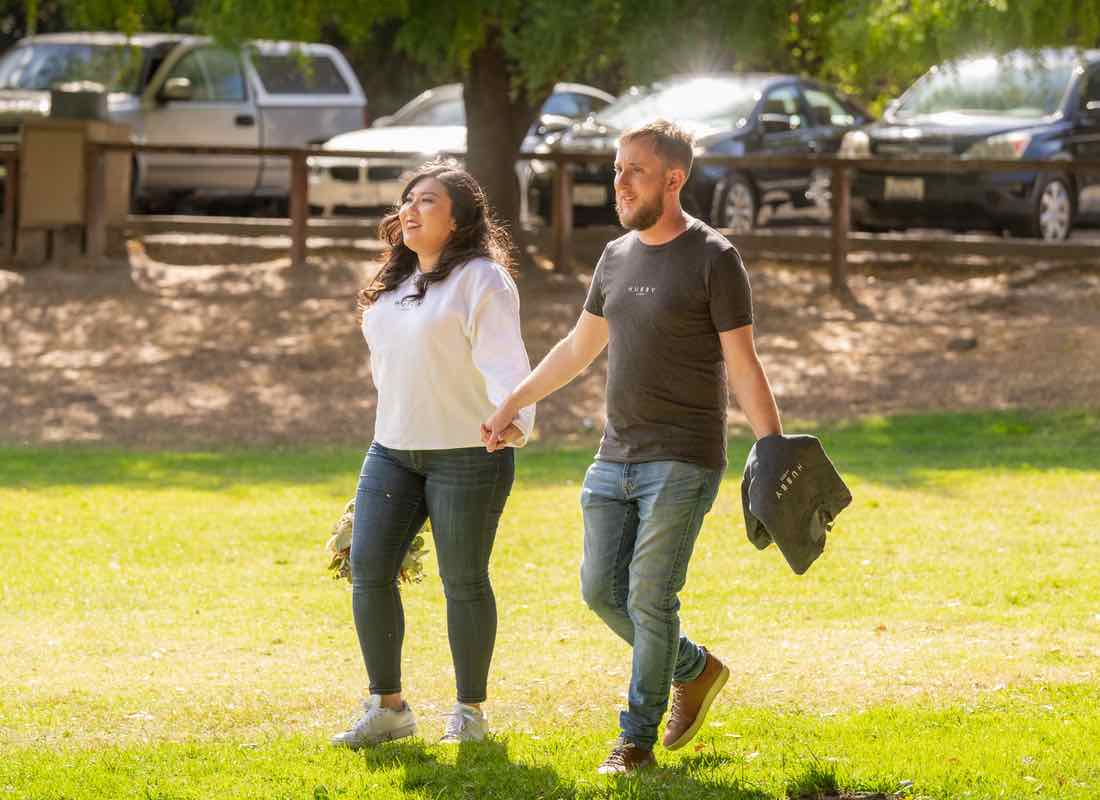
[666,167,687,193]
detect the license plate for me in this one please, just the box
[884,176,925,201]
[573,184,607,206]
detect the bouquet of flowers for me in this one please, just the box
[325,499,429,583]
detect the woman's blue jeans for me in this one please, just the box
[350,441,514,704]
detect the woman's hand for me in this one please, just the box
[481,421,523,452]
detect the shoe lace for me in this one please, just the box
[352,700,383,732]
[602,740,635,769]
[669,683,686,720]
[443,709,466,739]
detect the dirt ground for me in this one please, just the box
[1,232,1098,448]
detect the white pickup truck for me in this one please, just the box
[0,31,367,208]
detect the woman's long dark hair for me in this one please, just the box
[357,162,515,311]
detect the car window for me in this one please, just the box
[400,98,466,126]
[165,50,212,100]
[0,43,145,93]
[1085,69,1100,109]
[166,49,245,102]
[599,77,767,131]
[199,49,246,101]
[141,42,178,91]
[542,91,607,119]
[760,86,804,130]
[802,87,855,127]
[251,53,350,95]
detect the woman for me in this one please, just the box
[331,163,534,749]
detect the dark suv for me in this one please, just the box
[530,73,870,230]
[843,48,1100,240]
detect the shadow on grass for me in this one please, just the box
[0,446,366,491]
[353,737,774,800]
[813,408,1100,490]
[2,410,1097,491]
[359,738,573,800]
[783,761,892,800]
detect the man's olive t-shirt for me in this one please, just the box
[584,218,753,470]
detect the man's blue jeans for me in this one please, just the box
[579,458,722,750]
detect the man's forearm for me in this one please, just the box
[730,360,782,439]
[507,335,596,411]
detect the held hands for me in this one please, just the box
[481,403,522,452]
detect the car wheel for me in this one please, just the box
[716,175,757,233]
[805,167,832,213]
[1016,176,1073,241]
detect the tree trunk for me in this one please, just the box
[463,27,547,266]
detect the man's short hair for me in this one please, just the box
[619,119,695,176]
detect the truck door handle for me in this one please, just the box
[235,114,255,127]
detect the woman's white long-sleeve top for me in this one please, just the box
[362,257,536,450]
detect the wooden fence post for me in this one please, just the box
[83,141,107,261]
[551,159,573,273]
[2,154,17,260]
[829,163,851,294]
[289,150,309,269]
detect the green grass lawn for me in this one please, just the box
[2,410,1099,799]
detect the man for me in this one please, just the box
[482,120,782,774]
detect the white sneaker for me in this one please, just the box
[440,702,488,743]
[330,696,417,750]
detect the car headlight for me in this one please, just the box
[962,131,1032,160]
[838,130,870,158]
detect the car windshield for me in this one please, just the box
[597,76,765,130]
[393,97,465,126]
[893,54,1076,119]
[391,90,605,127]
[0,43,146,93]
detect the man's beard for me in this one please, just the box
[616,192,663,231]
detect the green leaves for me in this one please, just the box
[52,0,1100,111]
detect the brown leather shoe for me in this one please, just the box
[662,648,730,750]
[596,738,656,774]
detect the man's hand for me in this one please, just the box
[479,310,608,453]
[481,402,521,452]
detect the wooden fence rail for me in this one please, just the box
[51,142,1100,275]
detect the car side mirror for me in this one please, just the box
[759,113,794,134]
[159,77,193,103]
